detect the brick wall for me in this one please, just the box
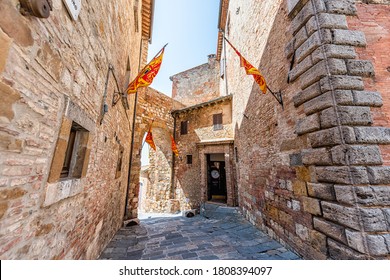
[222,0,390,259]
[347,3,390,166]
[171,55,221,107]
[0,0,146,259]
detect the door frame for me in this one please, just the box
[197,140,236,206]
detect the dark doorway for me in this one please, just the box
[207,154,227,203]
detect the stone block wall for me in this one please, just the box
[222,0,390,259]
[287,0,390,259]
[171,55,221,107]
[0,0,147,259]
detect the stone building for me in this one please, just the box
[171,54,221,107]
[169,55,236,208]
[138,55,237,212]
[172,95,236,208]
[216,0,390,259]
[0,0,154,259]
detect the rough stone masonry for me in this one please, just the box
[0,0,152,259]
[219,0,390,259]
[1,0,390,260]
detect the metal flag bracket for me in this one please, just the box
[110,66,129,110]
[100,64,129,125]
[267,85,284,109]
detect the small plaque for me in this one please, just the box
[63,0,82,21]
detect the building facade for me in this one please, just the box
[0,0,153,259]
[170,55,236,208]
[172,95,236,208]
[217,0,390,259]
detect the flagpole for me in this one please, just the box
[223,36,284,108]
[222,30,229,96]
[170,116,177,200]
[125,43,166,219]
[124,39,145,219]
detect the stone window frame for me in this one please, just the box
[44,99,95,207]
[180,120,188,135]
[213,113,223,131]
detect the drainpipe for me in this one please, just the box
[124,38,144,219]
[170,112,177,199]
[222,30,229,96]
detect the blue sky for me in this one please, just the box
[147,0,220,96]
[141,0,220,165]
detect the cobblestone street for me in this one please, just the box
[99,203,301,260]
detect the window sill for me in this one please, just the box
[43,178,84,207]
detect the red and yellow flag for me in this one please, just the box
[126,45,166,94]
[145,127,156,151]
[225,38,267,94]
[170,135,179,156]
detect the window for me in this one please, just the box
[220,58,225,79]
[213,113,223,131]
[235,147,239,163]
[61,129,76,178]
[60,121,89,179]
[186,155,193,165]
[115,145,124,179]
[181,120,188,135]
[134,0,139,33]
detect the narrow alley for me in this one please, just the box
[1,0,390,262]
[100,203,300,260]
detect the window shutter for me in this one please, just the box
[213,113,223,130]
[181,120,188,135]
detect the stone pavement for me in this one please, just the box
[99,203,301,260]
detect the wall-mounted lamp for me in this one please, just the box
[20,0,53,18]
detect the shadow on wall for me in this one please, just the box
[232,3,312,257]
[140,125,174,213]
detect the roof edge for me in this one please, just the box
[171,95,232,116]
[216,0,230,61]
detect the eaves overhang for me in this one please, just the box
[171,95,232,117]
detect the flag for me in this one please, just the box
[145,127,156,151]
[225,37,267,94]
[126,44,167,94]
[170,135,179,156]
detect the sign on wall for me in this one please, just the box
[63,0,82,21]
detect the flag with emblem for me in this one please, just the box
[170,135,179,156]
[145,127,156,151]
[224,37,267,94]
[127,44,167,94]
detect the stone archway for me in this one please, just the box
[124,88,183,219]
[140,124,179,213]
